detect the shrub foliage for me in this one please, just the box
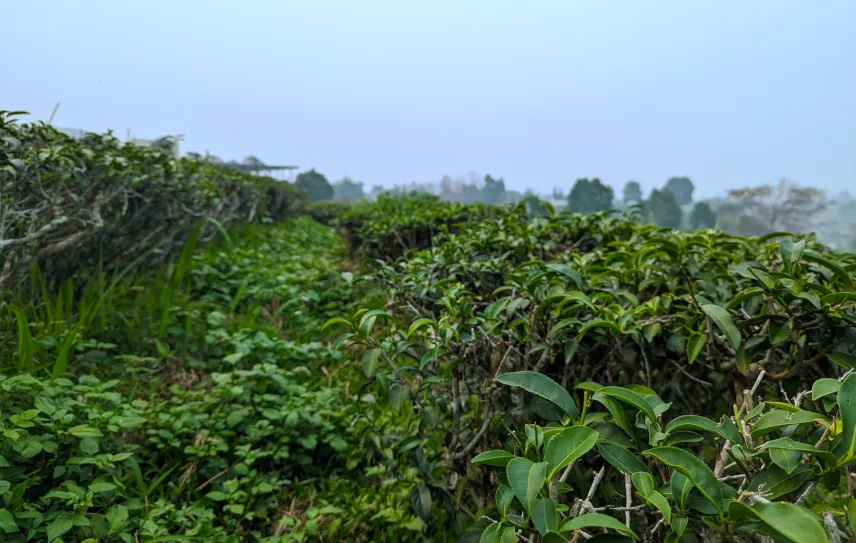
[2,121,856,542]
[0,111,304,290]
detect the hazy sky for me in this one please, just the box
[2,1,854,199]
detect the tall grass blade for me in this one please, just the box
[8,305,35,372]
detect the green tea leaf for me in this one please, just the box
[532,498,559,535]
[727,501,828,543]
[362,348,380,378]
[700,304,741,351]
[597,442,650,476]
[496,485,515,517]
[594,387,658,424]
[665,415,740,444]
[544,426,598,479]
[507,457,547,513]
[747,464,813,500]
[768,447,801,474]
[812,378,841,401]
[760,437,837,468]
[642,447,722,513]
[407,318,435,337]
[838,373,856,460]
[495,371,578,419]
[829,353,856,370]
[821,292,856,305]
[687,333,706,364]
[559,513,639,540]
[472,450,516,467]
[750,409,825,438]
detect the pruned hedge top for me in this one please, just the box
[0,111,305,289]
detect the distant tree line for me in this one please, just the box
[291,167,854,251]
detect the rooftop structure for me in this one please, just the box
[206,154,298,180]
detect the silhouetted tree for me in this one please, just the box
[664,177,695,206]
[689,202,717,229]
[719,179,827,235]
[646,189,683,228]
[523,191,552,217]
[369,184,385,199]
[482,174,506,204]
[295,169,333,201]
[332,177,365,200]
[567,178,614,213]
[622,181,643,205]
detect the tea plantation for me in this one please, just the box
[2,114,856,542]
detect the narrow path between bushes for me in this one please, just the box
[2,217,430,542]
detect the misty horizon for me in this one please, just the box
[3,1,854,200]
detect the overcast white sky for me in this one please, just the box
[2,1,854,199]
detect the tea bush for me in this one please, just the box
[0,111,305,291]
[3,123,856,542]
[329,196,856,541]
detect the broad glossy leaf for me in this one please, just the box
[747,464,813,500]
[768,448,801,474]
[362,348,380,378]
[532,498,559,535]
[670,471,693,513]
[750,409,826,438]
[577,320,621,339]
[584,536,634,543]
[821,292,856,305]
[407,318,435,337]
[597,442,650,476]
[700,304,741,351]
[829,353,856,370]
[593,395,636,440]
[576,381,603,392]
[333,332,355,349]
[630,472,655,496]
[812,378,841,401]
[642,447,722,513]
[664,431,704,446]
[559,513,639,540]
[472,450,516,467]
[544,426,599,479]
[727,501,828,543]
[358,309,394,336]
[838,373,856,460]
[507,457,547,513]
[594,386,658,424]
[496,485,514,517]
[803,249,853,288]
[321,317,352,332]
[643,490,672,525]
[411,484,432,522]
[545,263,584,287]
[760,437,837,468]
[479,522,504,543]
[495,371,578,419]
[665,415,740,444]
[687,332,706,364]
[846,498,856,532]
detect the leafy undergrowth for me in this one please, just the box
[0,218,432,542]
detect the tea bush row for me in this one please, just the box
[0,111,305,291]
[328,196,856,541]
